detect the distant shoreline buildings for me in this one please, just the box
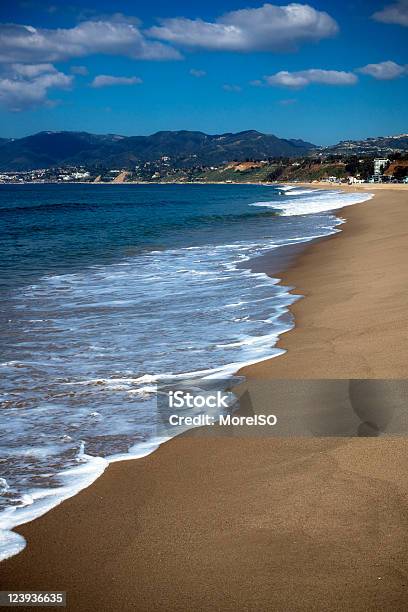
[1,153,407,186]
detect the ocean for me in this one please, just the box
[0,183,372,560]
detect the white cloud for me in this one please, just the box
[189,68,206,77]
[373,1,408,26]
[148,3,338,52]
[262,69,358,88]
[91,74,143,88]
[10,63,57,77]
[0,63,72,111]
[357,60,407,80]
[0,19,181,64]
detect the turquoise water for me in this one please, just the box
[0,183,371,559]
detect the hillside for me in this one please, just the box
[193,159,350,183]
[0,130,316,171]
[326,134,408,155]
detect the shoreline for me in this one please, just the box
[2,185,408,610]
[0,182,362,562]
[240,183,408,379]
[3,180,408,188]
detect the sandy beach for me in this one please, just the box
[2,185,408,611]
[242,183,408,379]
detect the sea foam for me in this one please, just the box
[253,187,373,216]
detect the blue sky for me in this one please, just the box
[0,0,407,144]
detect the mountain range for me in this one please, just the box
[0,130,316,171]
[0,130,406,172]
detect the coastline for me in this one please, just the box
[2,186,408,610]
[240,183,408,379]
[4,180,408,187]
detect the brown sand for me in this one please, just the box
[1,187,408,611]
[242,184,408,378]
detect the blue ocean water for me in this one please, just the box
[0,183,372,559]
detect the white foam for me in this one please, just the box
[0,436,173,561]
[0,530,26,562]
[285,189,320,196]
[0,453,107,562]
[127,385,157,396]
[109,436,169,463]
[0,479,9,494]
[252,189,373,216]
[279,185,297,191]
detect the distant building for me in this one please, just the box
[373,158,389,176]
[72,171,90,179]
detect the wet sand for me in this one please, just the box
[1,186,408,611]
